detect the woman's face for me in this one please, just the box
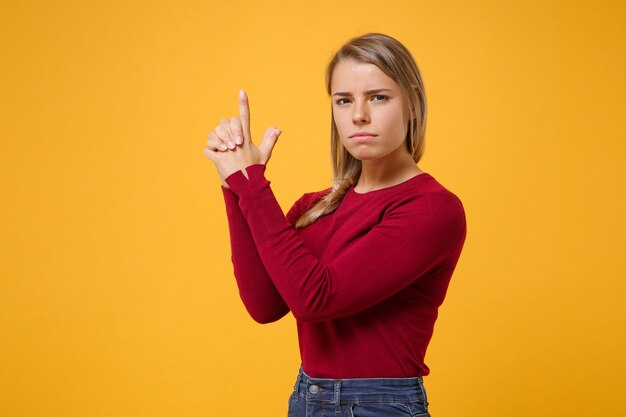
[331,58,410,162]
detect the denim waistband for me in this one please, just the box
[292,366,427,405]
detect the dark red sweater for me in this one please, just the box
[221,163,466,378]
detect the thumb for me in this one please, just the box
[259,126,282,156]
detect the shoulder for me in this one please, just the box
[384,175,466,233]
[411,174,463,211]
[286,187,333,226]
[420,183,464,218]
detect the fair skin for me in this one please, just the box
[203,60,422,192]
[331,58,423,193]
[202,90,281,188]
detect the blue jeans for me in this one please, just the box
[287,366,431,417]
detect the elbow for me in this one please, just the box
[287,280,339,323]
[250,312,285,324]
[246,305,290,324]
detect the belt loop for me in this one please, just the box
[334,380,341,413]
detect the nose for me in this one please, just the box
[352,100,370,125]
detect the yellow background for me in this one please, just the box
[1,0,625,416]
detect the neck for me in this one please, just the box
[355,148,423,193]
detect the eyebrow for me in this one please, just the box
[332,88,393,97]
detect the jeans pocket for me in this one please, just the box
[404,401,431,417]
[350,401,428,417]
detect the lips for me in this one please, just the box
[350,132,377,138]
[351,134,376,143]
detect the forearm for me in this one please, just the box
[221,186,289,323]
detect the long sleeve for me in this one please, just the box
[224,164,467,323]
[221,185,290,323]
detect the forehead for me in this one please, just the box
[331,59,399,93]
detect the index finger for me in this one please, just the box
[239,89,251,143]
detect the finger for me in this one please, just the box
[220,117,238,148]
[230,117,244,145]
[219,118,232,135]
[239,90,251,144]
[207,131,228,152]
[259,126,282,158]
[215,124,236,149]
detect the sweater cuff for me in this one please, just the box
[224,164,267,195]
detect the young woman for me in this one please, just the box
[203,33,467,417]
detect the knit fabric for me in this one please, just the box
[221,163,467,378]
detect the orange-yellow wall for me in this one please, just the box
[1,1,625,416]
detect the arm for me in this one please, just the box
[225,164,467,323]
[221,185,290,323]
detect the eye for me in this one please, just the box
[372,95,388,102]
[335,98,350,105]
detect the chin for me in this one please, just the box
[345,149,381,161]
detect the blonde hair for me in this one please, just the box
[294,33,428,229]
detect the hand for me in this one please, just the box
[203,90,282,186]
